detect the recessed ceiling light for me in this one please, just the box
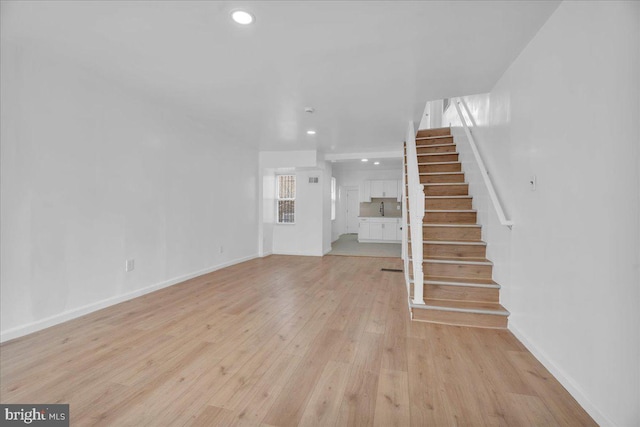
[374,161,380,165]
[361,159,368,162]
[306,130,316,135]
[231,10,254,25]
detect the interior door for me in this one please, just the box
[346,189,359,234]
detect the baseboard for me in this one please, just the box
[508,320,615,427]
[0,253,258,343]
[259,251,273,258]
[358,239,401,244]
[272,251,323,257]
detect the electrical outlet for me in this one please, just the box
[219,245,224,254]
[396,205,400,210]
[125,259,135,272]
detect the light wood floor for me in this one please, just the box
[0,255,595,426]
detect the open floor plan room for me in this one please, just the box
[0,256,595,426]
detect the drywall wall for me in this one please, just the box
[270,166,331,256]
[441,2,639,425]
[259,151,332,257]
[332,167,402,240]
[0,42,259,341]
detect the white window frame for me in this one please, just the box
[276,175,296,224]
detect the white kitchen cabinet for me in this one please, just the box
[359,179,403,201]
[382,222,396,241]
[368,180,399,198]
[358,220,370,240]
[358,180,371,202]
[383,180,398,198]
[370,180,384,198]
[358,217,401,243]
[369,222,383,240]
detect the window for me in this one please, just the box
[331,177,336,221]
[277,175,296,224]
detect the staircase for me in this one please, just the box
[405,127,509,328]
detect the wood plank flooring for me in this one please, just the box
[0,255,596,426]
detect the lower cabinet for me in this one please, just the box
[369,222,383,240]
[358,218,401,243]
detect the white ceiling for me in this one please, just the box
[1,1,559,155]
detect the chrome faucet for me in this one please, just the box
[379,201,385,217]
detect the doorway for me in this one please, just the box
[346,189,359,234]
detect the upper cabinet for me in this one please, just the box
[358,180,371,202]
[359,179,402,202]
[370,180,384,198]
[369,180,398,198]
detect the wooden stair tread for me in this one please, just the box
[423,240,486,246]
[417,161,460,165]
[412,299,509,316]
[425,209,476,213]
[422,182,467,186]
[407,209,476,213]
[422,256,493,265]
[423,276,498,286]
[415,142,456,148]
[425,195,472,199]
[417,152,458,157]
[410,277,498,288]
[415,135,452,141]
[416,127,451,138]
[420,172,463,175]
[420,223,481,228]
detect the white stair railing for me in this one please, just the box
[402,150,410,294]
[405,121,425,304]
[453,98,514,228]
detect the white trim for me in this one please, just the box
[411,303,509,316]
[260,251,273,258]
[325,150,403,161]
[416,258,493,266]
[271,251,324,257]
[0,254,259,343]
[357,239,401,244]
[508,320,615,427]
[423,240,485,246]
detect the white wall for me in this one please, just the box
[442,2,639,425]
[0,42,259,341]
[269,165,332,257]
[259,150,332,257]
[332,167,402,240]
